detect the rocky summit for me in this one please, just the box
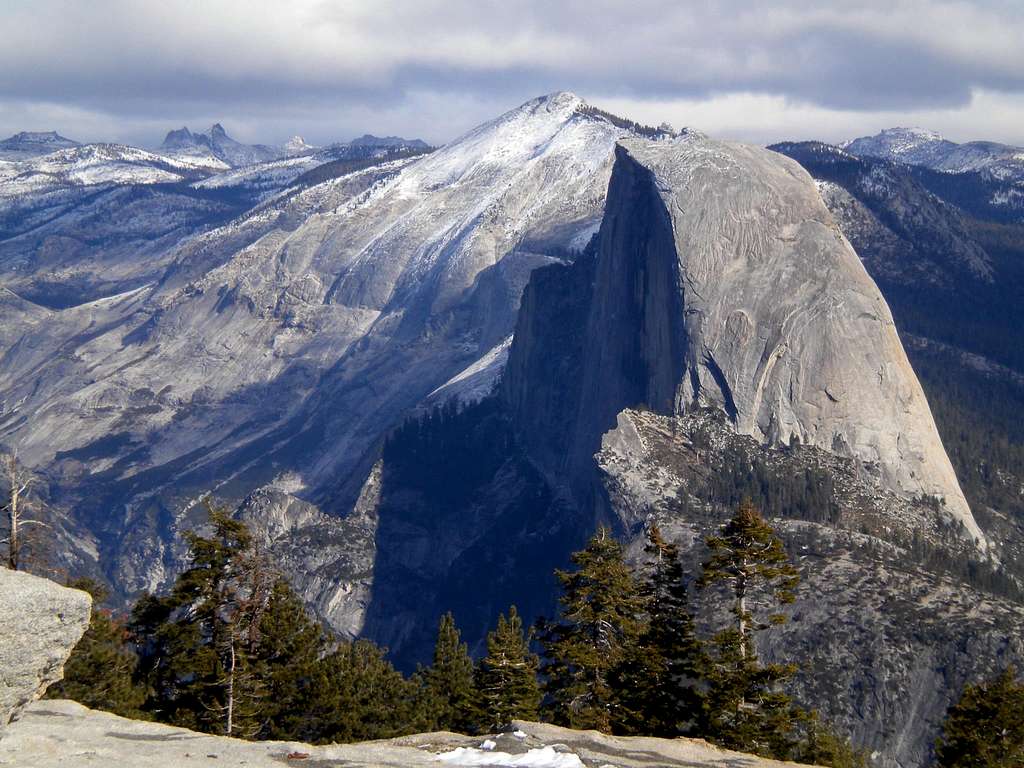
[590,137,982,543]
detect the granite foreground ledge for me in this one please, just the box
[0,570,91,728]
[2,700,810,768]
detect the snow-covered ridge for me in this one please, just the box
[159,123,284,168]
[0,143,206,197]
[158,122,430,171]
[845,127,1024,183]
[0,130,80,160]
[0,91,651,587]
[0,130,434,236]
[284,135,316,154]
[843,126,945,155]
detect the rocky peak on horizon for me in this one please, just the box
[845,126,1024,182]
[158,122,280,167]
[0,130,81,159]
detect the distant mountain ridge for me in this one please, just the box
[348,134,431,150]
[158,123,433,169]
[159,123,281,168]
[845,126,1024,183]
[0,121,433,309]
[0,130,80,160]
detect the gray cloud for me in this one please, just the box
[0,0,1022,146]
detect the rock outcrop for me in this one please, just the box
[594,407,1024,768]
[4,699,803,768]
[0,570,91,728]
[508,136,983,545]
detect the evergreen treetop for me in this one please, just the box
[936,666,1024,768]
[698,498,800,650]
[422,611,478,733]
[612,524,706,737]
[477,605,541,731]
[131,502,278,736]
[696,500,804,760]
[540,526,646,732]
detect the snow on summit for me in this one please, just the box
[846,127,1024,181]
[0,91,659,526]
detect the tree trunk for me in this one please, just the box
[737,566,747,661]
[8,484,18,570]
[6,463,19,570]
[226,639,235,736]
[737,569,747,711]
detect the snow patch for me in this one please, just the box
[436,746,584,768]
[429,337,513,405]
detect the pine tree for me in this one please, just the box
[935,666,1024,768]
[476,605,541,730]
[127,499,443,744]
[131,502,275,737]
[422,612,478,733]
[129,590,194,724]
[250,579,329,742]
[540,526,646,732]
[314,639,419,742]
[794,711,869,768]
[698,499,800,655]
[45,578,146,718]
[179,504,273,737]
[696,499,803,759]
[612,524,706,736]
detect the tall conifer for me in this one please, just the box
[540,526,646,732]
[697,499,803,759]
[612,524,706,736]
[131,503,275,736]
[422,612,478,733]
[251,579,329,741]
[477,605,541,730]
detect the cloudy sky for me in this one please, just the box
[2,0,1023,148]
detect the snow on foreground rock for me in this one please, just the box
[1,700,805,768]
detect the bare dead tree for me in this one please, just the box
[1,450,48,570]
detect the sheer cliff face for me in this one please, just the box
[573,146,688,459]
[612,138,979,541]
[508,136,981,544]
[493,135,1011,768]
